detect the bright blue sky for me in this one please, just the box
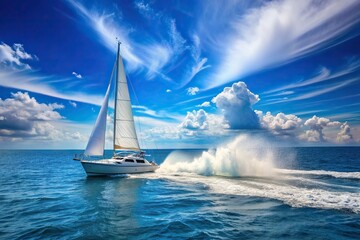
[0,0,360,149]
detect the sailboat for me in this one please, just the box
[74,41,159,176]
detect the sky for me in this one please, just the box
[0,0,360,149]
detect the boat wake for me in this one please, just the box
[136,135,360,213]
[276,168,360,180]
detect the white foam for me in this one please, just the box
[207,177,360,213]
[160,134,276,177]
[277,168,360,179]
[146,172,360,213]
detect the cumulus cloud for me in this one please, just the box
[138,78,357,145]
[301,115,341,142]
[212,81,260,129]
[0,92,62,136]
[0,92,63,125]
[180,109,209,130]
[166,89,171,93]
[0,92,84,142]
[337,122,353,143]
[187,87,200,95]
[178,109,228,137]
[257,111,302,136]
[72,71,82,79]
[0,42,35,69]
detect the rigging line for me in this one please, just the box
[109,58,117,151]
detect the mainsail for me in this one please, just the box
[113,47,140,151]
[84,76,112,156]
[84,42,140,156]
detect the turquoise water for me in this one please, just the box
[0,147,359,239]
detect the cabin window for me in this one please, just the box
[125,159,134,163]
[136,160,145,163]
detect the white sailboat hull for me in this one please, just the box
[81,159,159,176]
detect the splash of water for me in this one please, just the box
[160,134,277,177]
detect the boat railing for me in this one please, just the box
[73,153,84,161]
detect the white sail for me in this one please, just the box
[84,79,112,156]
[114,54,140,150]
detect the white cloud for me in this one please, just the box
[169,19,187,55]
[0,42,35,70]
[208,0,360,88]
[301,115,341,142]
[212,81,260,129]
[67,0,177,83]
[144,109,228,140]
[197,101,211,107]
[337,122,353,143]
[256,111,357,144]
[72,71,82,79]
[142,79,359,145]
[0,69,108,106]
[166,89,171,93]
[0,41,111,107]
[178,109,228,137]
[0,92,63,140]
[69,101,77,108]
[67,0,142,70]
[145,126,180,140]
[132,105,158,118]
[144,44,173,80]
[187,87,200,95]
[134,0,152,15]
[257,111,302,135]
[0,92,90,147]
[180,109,209,130]
[178,34,211,88]
[260,59,360,106]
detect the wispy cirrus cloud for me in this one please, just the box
[0,68,106,106]
[0,40,113,107]
[177,34,211,88]
[264,59,360,95]
[203,0,360,89]
[67,0,212,87]
[66,0,142,69]
[67,0,178,83]
[260,59,360,105]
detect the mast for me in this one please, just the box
[113,40,121,155]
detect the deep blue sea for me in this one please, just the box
[0,147,359,239]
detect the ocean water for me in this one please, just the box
[0,145,359,239]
